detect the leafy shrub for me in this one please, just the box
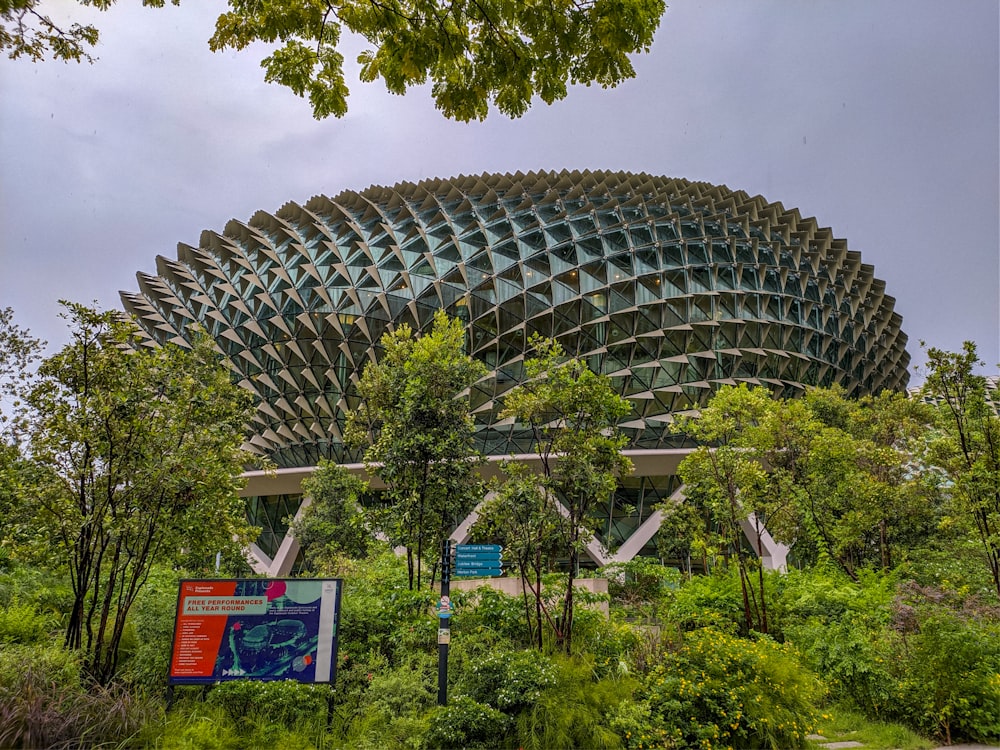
[892,604,1000,744]
[364,652,436,717]
[337,550,436,660]
[0,598,57,644]
[667,568,746,634]
[779,567,898,716]
[0,565,73,622]
[787,618,896,717]
[333,651,437,749]
[777,566,894,628]
[459,647,556,712]
[612,627,821,750]
[423,695,511,749]
[205,679,330,737]
[599,558,681,620]
[456,585,533,645]
[0,644,158,749]
[571,607,642,678]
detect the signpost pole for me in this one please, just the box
[437,538,451,706]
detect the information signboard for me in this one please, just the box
[453,544,503,577]
[168,578,342,685]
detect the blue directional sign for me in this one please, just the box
[455,567,504,577]
[455,544,503,557]
[453,544,503,577]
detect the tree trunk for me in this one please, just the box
[750,516,769,634]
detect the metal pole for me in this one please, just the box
[437,538,451,706]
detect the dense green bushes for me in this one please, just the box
[612,628,821,750]
[890,592,1000,744]
[0,551,998,748]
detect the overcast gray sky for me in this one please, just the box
[1,0,997,383]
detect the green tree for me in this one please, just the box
[1,0,187,68]
[346,309,485,590]
[5,0,666,121]
[291,458,371,572]
[0,306,43,439]
[0,307,44,557]
[765,388,936,577]
[654,499,702,576]
[499,335,632,652]
[675,384,938,595]
[923,341,1000,598]
[474,461,562,648]
[672,383,774,634]
[18,303,257,685]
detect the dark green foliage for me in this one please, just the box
[792,617,897,717]
[293,459,371,571]
[0,598,58,646]
[424,695,512,749]
[205,679,331,738]
[458,648,556,712]
[514,655,631,750]
[600,557,681,621]
[0,565,71,643]
[0,306,43,433]
[889,583,1000,744]
[667,566,753,634]
[336,551,437,661]
[566,604,641,679]
[780,568,897,716]
[613,627,822,750]
[780,570,1000,745]
[347,310,486,590]
[673,384,939,592]
[454,585,535,646]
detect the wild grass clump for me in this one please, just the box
[0,644,158,749]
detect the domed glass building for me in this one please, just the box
[121,170,910,573]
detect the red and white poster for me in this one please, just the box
[168,578,342,684]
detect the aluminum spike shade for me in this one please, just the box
[120,170,910,468]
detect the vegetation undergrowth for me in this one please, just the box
[806,703,933,750]
[2,323,999,748]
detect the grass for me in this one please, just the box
[806,704,933,750]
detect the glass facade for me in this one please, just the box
[245,493,302,559]
[121,170,910,472]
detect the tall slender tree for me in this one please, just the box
[673,384,774,634]
[346,310,486,590]
[499,335,632,652]
[20,303,257,684]
[923,342,1000,597]
[475,461,562,648]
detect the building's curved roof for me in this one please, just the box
[121,170,910,467]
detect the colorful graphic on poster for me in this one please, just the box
[168,578,341,684]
